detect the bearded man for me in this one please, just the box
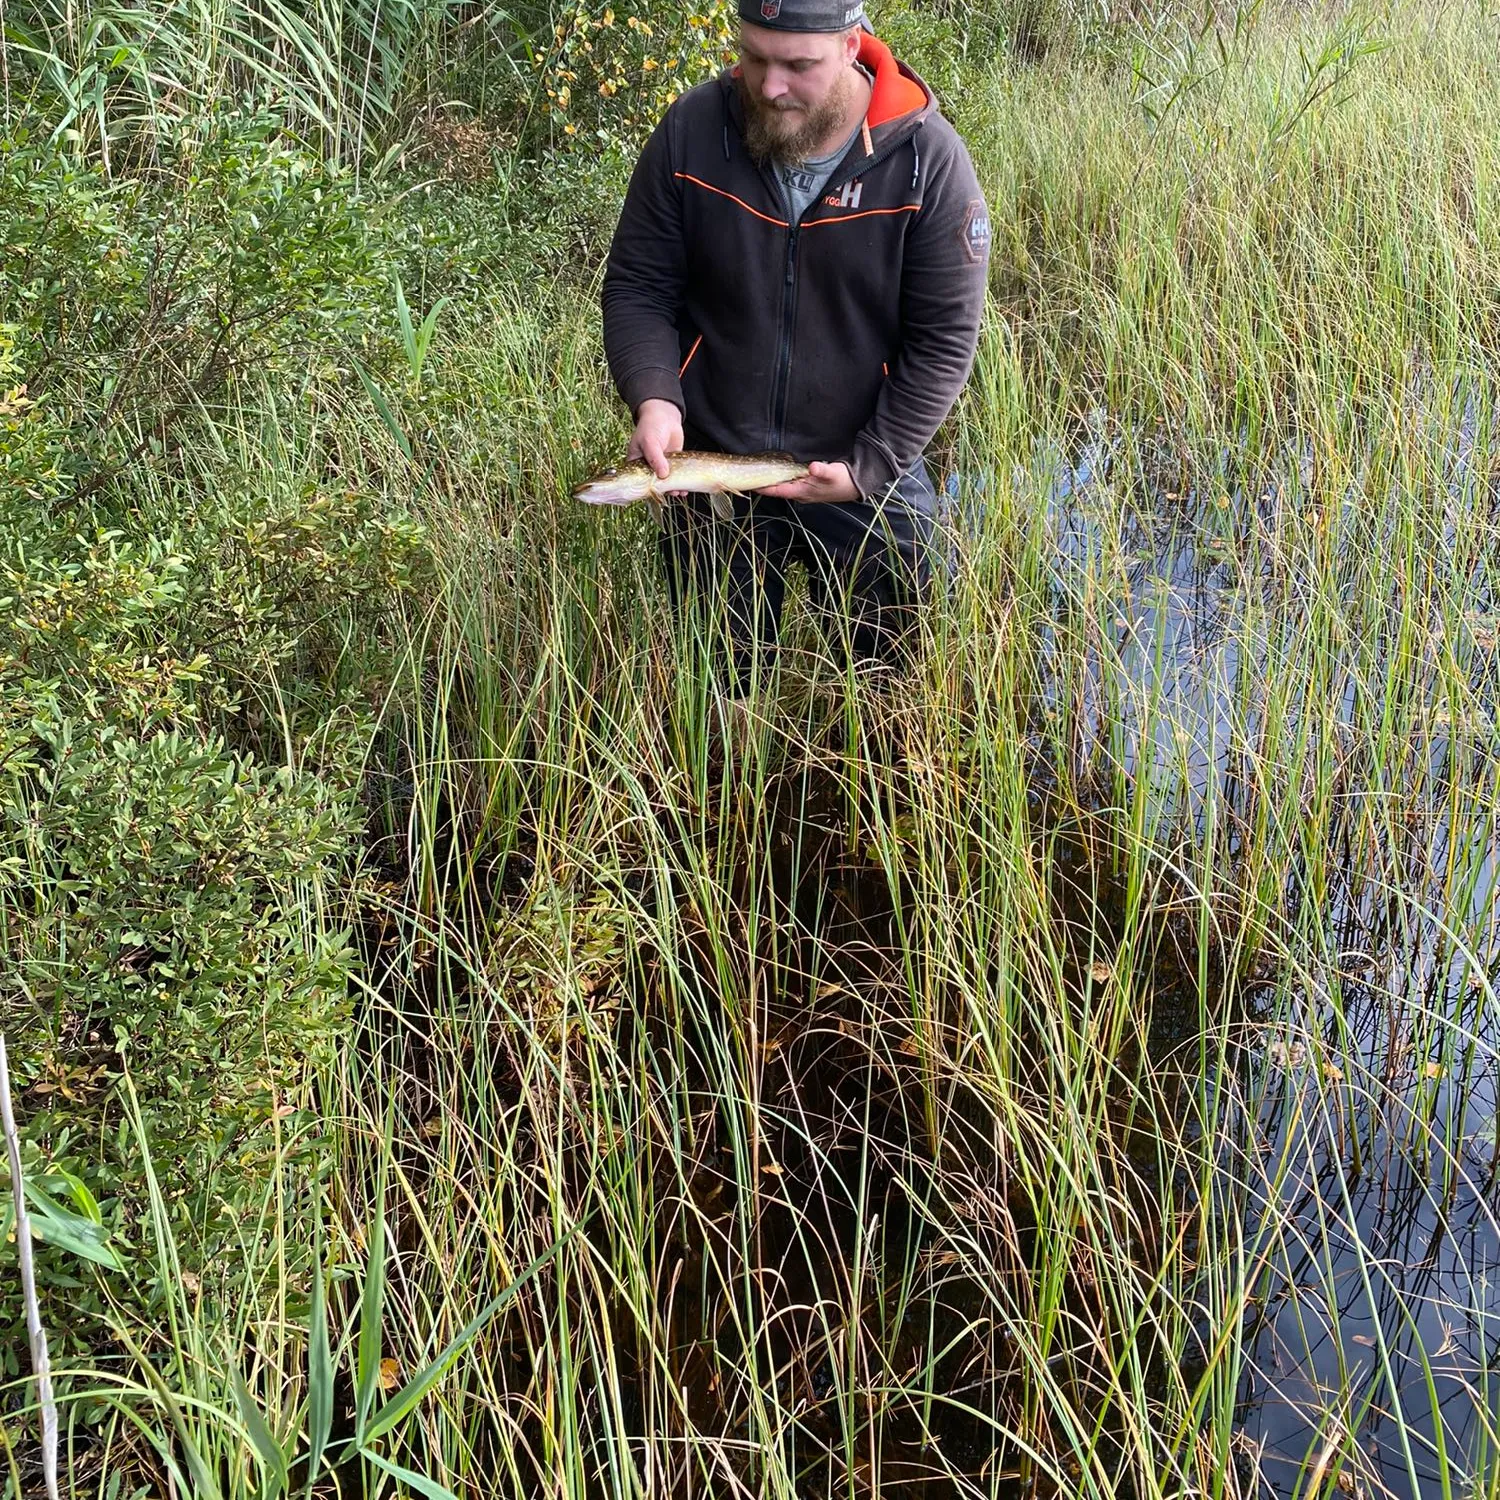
[600,0,990,694]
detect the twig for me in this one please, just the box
[0,1034,60,1500]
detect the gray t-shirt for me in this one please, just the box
[775,125,859,224]
[773,69,872,224]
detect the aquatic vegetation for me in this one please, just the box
[5,0,1500,1497]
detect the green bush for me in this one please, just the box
[0,521,352,1358]
[531,0,736,153]
[0,112,432,1369]
[1,106,390,489]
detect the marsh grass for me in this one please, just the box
[14,0,1500,1496]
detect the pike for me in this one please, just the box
[572,450,810,521]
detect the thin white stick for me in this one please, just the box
[0,1035,60,1500]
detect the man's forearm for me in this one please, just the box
[601,336,686,419]
[848,321,983,495]
[848,141,990,497]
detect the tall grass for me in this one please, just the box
[11,0,1500,1496]
[0,0,534,171]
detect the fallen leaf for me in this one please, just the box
[760,1163,783,1176]
[1425,1062,1447,1080]
[379,1357,401,1392]
[1089,959,1114,983]
[1268,1040,1307,1069]
[1323,1062,1344,1082]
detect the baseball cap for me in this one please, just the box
[737,0,870,32]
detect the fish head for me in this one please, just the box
[572,466,633,505]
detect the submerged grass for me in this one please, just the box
[13,0,1500,1496]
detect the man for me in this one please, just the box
[600,0,990,692]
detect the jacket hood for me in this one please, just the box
[722,32,936,155]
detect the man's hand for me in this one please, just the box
[628,398,684,480]
[759,460,859,505]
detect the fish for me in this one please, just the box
[572,450,810,522]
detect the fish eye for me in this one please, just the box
[603,467,617,477]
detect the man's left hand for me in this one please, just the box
[758,460,859,504]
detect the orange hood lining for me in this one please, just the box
[858,33,926,129]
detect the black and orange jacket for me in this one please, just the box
[601,33,990,501]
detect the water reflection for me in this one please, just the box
[942,415,1500,1499]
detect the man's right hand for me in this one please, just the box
[628,399,684,480]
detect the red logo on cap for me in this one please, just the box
[761,0,781,16]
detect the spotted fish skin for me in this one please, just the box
[572,450,810,519]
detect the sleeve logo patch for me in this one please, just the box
[961,200,991,264]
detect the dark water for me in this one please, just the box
[940,422,1500,1499]
[589,414,1500,1493]
[372,415,1500,1496]
[620,763,1028,1497]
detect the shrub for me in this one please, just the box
[0,114,431,1369]
[0,106,390,491]
[532,0,737,154]
[0,511,360,1355]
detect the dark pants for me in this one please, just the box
[659,458,939,695]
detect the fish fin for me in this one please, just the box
[709,492,735,523]
[646,497,665,528]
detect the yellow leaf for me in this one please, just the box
[1322,1061,1344,1082]
[1089,959,1113,983]
[1425,1062,1446,1080]
[379,1357,401,1392]
[760,1163,783,1176]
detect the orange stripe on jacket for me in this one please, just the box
[679,334,704,378]
[674,172,788,227]
[804,204,920,227]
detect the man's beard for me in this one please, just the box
[737,69,856,166]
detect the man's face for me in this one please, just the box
[737,22,860,163]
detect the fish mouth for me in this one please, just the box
[573,481,630,505]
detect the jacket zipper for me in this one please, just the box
[769,224,799,450]
[761,123,922,451]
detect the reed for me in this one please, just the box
[11,0,1500,1496]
